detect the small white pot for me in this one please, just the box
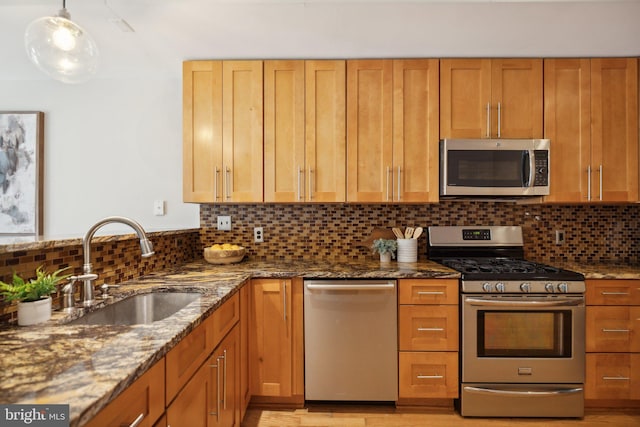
[379,252,392,263]
[17,296,52,326]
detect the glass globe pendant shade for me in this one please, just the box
[25,8,99,84]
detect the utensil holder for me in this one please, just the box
[397,238,418,263]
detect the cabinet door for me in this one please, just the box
[86,359,165,427]
[214,325,239,427]
[249,278,293,397]
[264,60,305,202]
[166,358,211,427]
[392,59,440,203]
[543,59,591,202]
[239,284,250,421]
[440,59,491,138]
[183,61,223,203]
[586,353,640,400]
[491,59,543,138]
[591,58,639,202]
[222,61,263,202]
[305,60,346,202]
[346,59,393,202]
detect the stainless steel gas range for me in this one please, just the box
[428,226,586,418]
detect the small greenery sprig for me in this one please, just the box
[0,266,71,303]
[371,239,398,259]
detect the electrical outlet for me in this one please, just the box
[254,227,264,243]
[217,216,231,231]
[555,230,565,245]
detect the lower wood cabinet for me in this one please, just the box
[585,279,640,408]
[248,278,304,406]
[84,358,165,427]
[397,279,459,403]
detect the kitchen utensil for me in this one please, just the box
[392,227,404,239]
[404,227,415,239]
[412,227,423,239]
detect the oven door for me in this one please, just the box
[462,294,585,384]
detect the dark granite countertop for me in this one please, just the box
[555,261,640,280]
[0,258,458,426]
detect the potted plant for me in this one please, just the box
[371,239,397,263]
[0,266,70,326]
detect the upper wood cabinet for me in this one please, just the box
[544,58,638,203]
[440,58,543,139]
[347,59,439,202]
[183,60,263,203]
[264,60,346,202]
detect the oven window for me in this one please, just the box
[478,310,572,357]
[447,150,527,187]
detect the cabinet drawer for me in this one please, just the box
[399,279,458,305]
[85,358,165,427]
[399,352,458,398]
[586,280,640,306]
[586,306,640,352]
[399,305,458,351]
[211,292,240,346]
[586,353,640,400]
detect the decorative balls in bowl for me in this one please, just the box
[204,244,246,264]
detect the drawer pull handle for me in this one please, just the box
[417,327,444,332]
[602,328,630,333]
[602,376,630,381]
[124,413,144,427]
[417,291,444,295]
[601,291,630,295]
[417,375,443,379]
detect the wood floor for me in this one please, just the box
[242,404,640,427]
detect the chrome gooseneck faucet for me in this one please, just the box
[77,216,155,306]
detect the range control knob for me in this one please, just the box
[557,283,568,293]
[482,282,492,292]
[495,282,505,293]
[520,282,531,293]
[545,283,555,293]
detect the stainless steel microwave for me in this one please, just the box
[440,138,550,197]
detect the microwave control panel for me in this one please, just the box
[534,150,549,187]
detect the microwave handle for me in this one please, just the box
[522,150,535,188]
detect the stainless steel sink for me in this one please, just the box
[67,292,201,326]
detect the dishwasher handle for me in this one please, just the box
[305,282,395,291]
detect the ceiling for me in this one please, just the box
[1,0,639,81]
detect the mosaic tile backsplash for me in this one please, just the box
[200,202,640,264]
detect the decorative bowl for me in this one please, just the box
[204,246,246,264]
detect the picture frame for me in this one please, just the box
[0,111,44,236]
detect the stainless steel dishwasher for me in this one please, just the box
[304,279,398,401]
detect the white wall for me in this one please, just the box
[1,0,639,237]
[0,77,199,237]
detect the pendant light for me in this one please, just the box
[24,0,99,84]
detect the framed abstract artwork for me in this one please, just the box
[0,111,44,236]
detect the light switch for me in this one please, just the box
[153,200,165,216]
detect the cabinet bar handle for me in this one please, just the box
[297,166,303,201]
[497,102,501,138]
[603,376,630,381]
[587,165,592,201]
[486,102,490,138]
[209,359,221,419]
[386,166,391,201]
[222,350,227,410]
[417,291,445,295]
[283,281,287,323]
[417,327,444,332]
[124,413,144,427]
[225,167,231,200]
[397,166,401,201]
[599,164,603,201]
[601,291,630,296]
[308,168,314,200]
[214,167,220,200]
[417,375,444,379]
[602,328,630,333]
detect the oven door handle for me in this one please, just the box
[464,386,584,397]
[465,298,584,307]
